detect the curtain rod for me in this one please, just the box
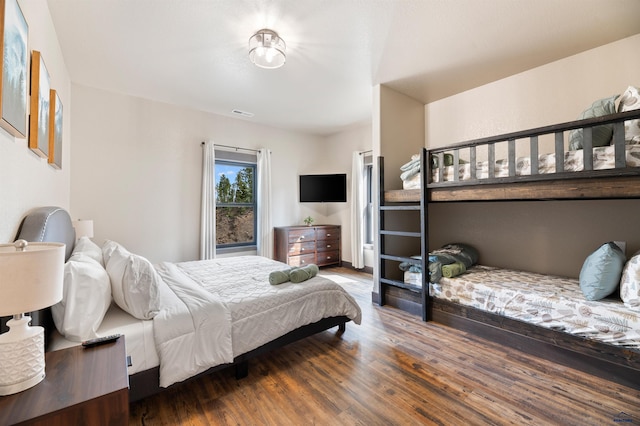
[201,142,259,153]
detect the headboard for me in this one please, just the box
[0,206,76,347]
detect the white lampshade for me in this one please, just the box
[73,219,94,239]
[0,241,65,316]
[248,29,286,69]
[0,240,65,395]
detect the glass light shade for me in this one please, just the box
[249,29,286,69]
[0,241,65,316]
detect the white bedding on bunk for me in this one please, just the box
[430,265,640,349]
[153,256,362,388]
[426,144,640,185]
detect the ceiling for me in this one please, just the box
[47,0,640,136]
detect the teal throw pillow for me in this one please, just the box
[568,95,619,151]
[579,242,626,301]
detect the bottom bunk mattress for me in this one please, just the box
[429,265,640,349]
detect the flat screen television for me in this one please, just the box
[299,173,347,202]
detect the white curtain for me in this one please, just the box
[200,141,216,260]
[257,148,273,258]
[350,151,366,269]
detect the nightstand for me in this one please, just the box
[0,337,129,425]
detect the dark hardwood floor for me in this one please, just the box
[130,267,640,425]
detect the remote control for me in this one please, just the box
[82,334,121,348]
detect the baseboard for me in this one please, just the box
[339,260,373,274]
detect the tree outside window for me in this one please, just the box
[215,160,256,247]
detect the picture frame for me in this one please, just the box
[48,89,62,169]
[28,50,50,158]
[0,0,28,138]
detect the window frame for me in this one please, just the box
[214,157,257,249]
[364,158,374,245]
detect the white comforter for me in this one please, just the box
[153,256,362,387]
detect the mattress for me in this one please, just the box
[431,144,640,183]
[49,303,159,375]
[430,265,640,348]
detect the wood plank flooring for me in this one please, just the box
[130,267,640,425]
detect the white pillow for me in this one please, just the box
[103,240,161,320]
[620,252,640,310]
[72,236,104,266]
[52,254,111,342]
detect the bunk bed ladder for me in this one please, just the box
[377,148,429,321]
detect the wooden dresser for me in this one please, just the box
[274,225,341,267]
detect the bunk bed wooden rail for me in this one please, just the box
[427,109,640,201]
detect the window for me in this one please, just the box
[365,160,374,245]
[215,158,257,248]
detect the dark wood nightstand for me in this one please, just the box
[0,337,129,425]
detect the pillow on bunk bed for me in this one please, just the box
[568,94,619,151]
[428,243,479,283]
[620,252,640,310]
[579,242,626,301]
[618,85,640,144]
[103,240,161,320]
[51,253,112,342]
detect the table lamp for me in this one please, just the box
[72,219,94,240]
[0,240,64,395]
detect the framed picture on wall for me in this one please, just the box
[29,50,50,158]
[0,0,28,138]
[48,89,62,169]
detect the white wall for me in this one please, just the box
[424,33,640,278]
[0,1,71,242]
[70,84,341,263]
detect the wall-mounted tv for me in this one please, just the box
[299,173,347,203]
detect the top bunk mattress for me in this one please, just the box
[430,265,640,349]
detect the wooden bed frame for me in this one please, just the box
[8,206,353,403]
[381,110,640,390]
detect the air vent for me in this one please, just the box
[232,109,254,118]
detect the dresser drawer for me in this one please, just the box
[316,239,339,252]
[288,241,315,256]
[316,227,339,240]
[288,253,316,267]
[316,250,340,266]
[287,228,316,243]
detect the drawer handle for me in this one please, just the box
[327,256,332,259]
[300,236,305,239]
[327,244,331,248]
[301,248,305,251]
[326,234,331,237]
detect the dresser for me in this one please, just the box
[274,225,341,267]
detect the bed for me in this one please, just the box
[381,94,640,389]
[9,206,361,402]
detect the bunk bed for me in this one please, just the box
[379,107,640,389]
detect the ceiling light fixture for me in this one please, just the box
[248,29,286,69]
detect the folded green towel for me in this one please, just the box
[269,270,291,285]
[289,264,319,283]
[441,262,466,278]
